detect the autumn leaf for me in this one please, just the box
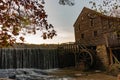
[19,37,24,41]
[42,32,47,39]
[0,5,7,10]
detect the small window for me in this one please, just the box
[90,18,94,26]
[94,31,97,37]
[81,33,84,39]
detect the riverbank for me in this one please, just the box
[48,68,117,80]
[74,73,116,80]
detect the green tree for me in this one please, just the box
[0,0,56,47]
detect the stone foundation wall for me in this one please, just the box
[96,44,109,69]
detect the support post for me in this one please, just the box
[109,48,113,65]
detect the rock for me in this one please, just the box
[33,70,48,75]
[9,75,16,79]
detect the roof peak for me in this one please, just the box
[73,7,120,27]
[82,7,120,19]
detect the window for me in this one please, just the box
[88,13,96,27]
[90,18,94,26]
[76,24,81,32]
[94,31,97,37]
[81,33,84,39]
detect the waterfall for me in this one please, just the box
[0,48,59,69]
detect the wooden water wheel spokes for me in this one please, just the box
[78,50,93,66]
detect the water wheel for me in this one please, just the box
[77,50,94,70]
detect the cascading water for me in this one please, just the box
[0,48,76,80]
[0,48,59,69]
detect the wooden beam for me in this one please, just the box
[109,48,113,65]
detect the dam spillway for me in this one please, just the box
[0,47,75,69]
[0,48,59,69]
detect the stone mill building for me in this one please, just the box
[73,7,120,70]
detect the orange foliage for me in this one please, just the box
[0,0,56,47]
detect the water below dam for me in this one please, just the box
[0,68,116,80]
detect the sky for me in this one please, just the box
[24,0,91,44]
